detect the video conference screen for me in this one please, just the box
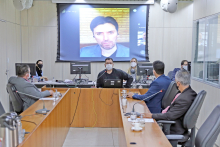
[57,4,149,62]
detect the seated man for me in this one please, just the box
[144,69,197,135]
[8,65,54,111]
[171,60,188,81]
[97,57,133,88]
[127,60,171,113]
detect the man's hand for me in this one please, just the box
[127,92,134,98]
[49,90,54,96]
[143,113,152,118]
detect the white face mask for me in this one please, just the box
[106,64,113,70]
[131,62,137,67]
[183,65,188,70]
[27,73,30,79]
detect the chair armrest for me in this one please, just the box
[166,135,185,140]
[157,120,176,124]
[157,120,176,135]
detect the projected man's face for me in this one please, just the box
[93,23,118,50]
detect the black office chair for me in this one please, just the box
[0,101,5,116]
[6,83,24,114]
[167,71,173,79]
[195,105,220,147]
[162,81,179,110]
[158,90,207,147]
[167,104,220,147]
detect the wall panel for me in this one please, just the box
[0,21,8,111]
[0,0,6,20]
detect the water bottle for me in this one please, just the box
[139,114,145,128]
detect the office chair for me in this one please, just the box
[6,83,24,114]
[0,101,5,116]
[195,105,220,147]
[167,71,173,79]
[158,90,207,147]
[161,81,179,110]
[167,104,220,147]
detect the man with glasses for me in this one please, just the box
[171,60,189,81]
[143,69,197,135]
[96,57,133,88]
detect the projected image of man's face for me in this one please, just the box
[93,23,118,50]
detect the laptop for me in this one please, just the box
[103,79,122,88]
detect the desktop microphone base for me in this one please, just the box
[36,108,50,114]
[124,112,141,117]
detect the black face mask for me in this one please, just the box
[38,64,43,69]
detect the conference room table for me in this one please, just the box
[18,87,171,147]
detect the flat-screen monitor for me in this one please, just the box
[70,62,91,79]
[137,63,153,76]
[103,79,122,88]
[15,63,36,76]
[57,4,149,62]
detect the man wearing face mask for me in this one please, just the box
[171,60,188,81]
[127,58,140,82]
[96,58,133,88]
[142,69,197,135]
[8,65,54,111]
[127,60,171,113]
[35,60,48,81]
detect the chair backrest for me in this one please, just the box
[183,90,207,129]
[167,71,173,79]
[195,105,220,147]
[162,81,179,109]
[6,83,24,113]
[0,101,5,116]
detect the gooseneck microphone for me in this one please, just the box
[16,91,50,114]
[42,81,52,90]
[93,70,106,87]
[132,89,164,112]
[125,89,164,116]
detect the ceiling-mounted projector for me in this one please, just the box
[13,0,33,11]
[160,0,178,13]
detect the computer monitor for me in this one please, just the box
[70,62,91,79]
[103,79,122,88]
[137,63,153,76]
[15,63,36,76]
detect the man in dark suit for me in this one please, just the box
[127,60,171,113]
[144,69,197,135]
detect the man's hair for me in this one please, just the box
[36,60,43,64]
[153,60,165,75]
[90,16,118,34]
[105,57,113,62]
[175,69,191,86]
[18,65,30,77]
[181,60,188,65]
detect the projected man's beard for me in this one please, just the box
[100,41,116,50]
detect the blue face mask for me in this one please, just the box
[183,65,188,70]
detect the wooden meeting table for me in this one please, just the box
[18,87,171,147]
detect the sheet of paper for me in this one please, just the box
[128,118,154,123]
[40,98,57,101]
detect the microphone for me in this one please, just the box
[16,91,50,114]
[92,70,106,87]
[125,89,164,116]
[42,81,52,90]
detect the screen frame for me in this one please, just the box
[56,3,150,62]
